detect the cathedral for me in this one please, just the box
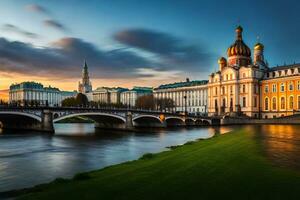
[208,25,300,119]
[78,61,93,94]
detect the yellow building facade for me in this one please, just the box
[208,25,300,119]
[261,66,300,118]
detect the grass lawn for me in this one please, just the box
[15,129,300,200]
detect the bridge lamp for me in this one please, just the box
[159,114,165,121]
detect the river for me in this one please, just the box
[1,124,300,192]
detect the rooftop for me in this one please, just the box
[155,80,208,90]
[269,63,300,72]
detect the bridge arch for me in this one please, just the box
[0,111,43,132]
[133,115,164,127]
[165,116,185,126]
[0,111,41,122]
[53,112,126,123]
[185,118,195,126]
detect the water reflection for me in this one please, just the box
[250,125,300,170]
[0,124,231,192]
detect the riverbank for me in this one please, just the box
[9,128,300,199]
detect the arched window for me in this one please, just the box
[265,98,269,111]
[280,83,285,92]
[222,98,226,107]
[272,97,276,110]
[289,82,294,91]
[280,97,285,110]
[289,96,294,109]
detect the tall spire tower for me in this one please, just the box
[78,60,92,93]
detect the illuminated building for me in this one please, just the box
[78,61,92,94]
[154,79,208,114]
[207,26,266,117]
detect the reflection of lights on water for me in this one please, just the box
[258,125,300,169]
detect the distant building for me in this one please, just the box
[91,87,129,104]
[120,87,153,107]
[110,88,129,104]
[9,82,77,106]
[154,79,208,114]
[92,87,111,103]
[78,61,92,94]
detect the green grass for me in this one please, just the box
[16,129,300,200]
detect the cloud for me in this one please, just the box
[25,4,49,14]
[43,19,67,32]
[0,37,152,79]
[0,28,213,82]
[113,28,213,70]
[1,24,39,39]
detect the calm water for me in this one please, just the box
[1,124,300,193]
[0,124,233,192]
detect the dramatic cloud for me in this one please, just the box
[25,4,49,14]
[114,28,213,70]
[0,37,152,79]
[43,19,67,32]
[1,24,39,39]
[25,3,68,32]
[0,28,213,81]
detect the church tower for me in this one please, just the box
[78,60,92,93]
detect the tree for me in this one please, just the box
[155,98,175,112]
[75,93,89,107]
[62,97,77,107]
[135,95,155,110]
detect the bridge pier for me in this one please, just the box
[125,112,134,130]
[41,110,54,133]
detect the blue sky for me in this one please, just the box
[0,0,299,90]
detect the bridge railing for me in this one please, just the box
[0,105,212,119]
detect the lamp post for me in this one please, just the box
[184,94,187,116]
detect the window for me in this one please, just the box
[289,82,294,91]
[230,86,233,94]
[297,81,300,90]
[272,97,276,110]
[280,97,285,109]
[272,84,276,93]
[280,83,285,92]
[289,96,294,109]
[230,74,233,80]
[215,87,218,95]
[298,96,300,109]
[226,74,228,80]
[222,86,225,95]
[243,73,246,78]
[242,97,246,107]
[291,69,294,74]
[264,85,269,93]
[242,85,246,93]
[254,97,257,107]
[265,98,269,110]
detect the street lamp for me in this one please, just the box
[183,94,187,115]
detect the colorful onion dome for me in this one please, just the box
[227,26,251,57]
[218,57,227,64]
[254,42,264,50]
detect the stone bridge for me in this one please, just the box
[0,107,219,133]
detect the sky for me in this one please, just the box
[0,0,299,97]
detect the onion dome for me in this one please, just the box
[254,42,264,50]
[227,26,251,57]
[218,57,227,64]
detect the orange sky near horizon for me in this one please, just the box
[0,72,185,101]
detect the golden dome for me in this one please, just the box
[254,42,264,50]
[218,57,227,64]
[227,26,251,57]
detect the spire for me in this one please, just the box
[235,25,243,40]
